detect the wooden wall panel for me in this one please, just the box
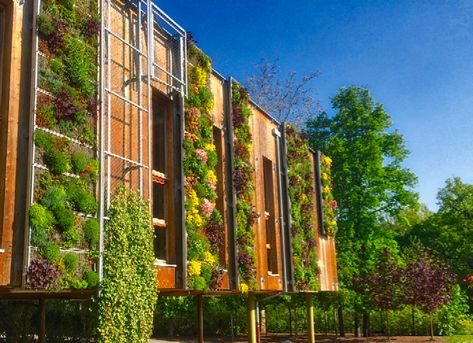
[250,107,283,291]
[0,0,32,287]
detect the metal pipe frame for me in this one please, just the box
[98,0,187,286]
[314,151,326,236]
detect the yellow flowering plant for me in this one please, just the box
[184,42,224,291]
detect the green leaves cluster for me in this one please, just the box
[285,124,319,290]
[97,187,157,343]
[28,0,99,290]
[183,43,224,291]
[232,81,257,290]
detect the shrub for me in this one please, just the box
[54,205,75,232]
[27,259,60,289]
[66,183,97,214]
[43,148,71,175]
[41,186,67,211]
[64,37,94,97]
[37,14,54,36]
[83,219,100,248]
[34,130,54,151]
[63,253,79,272]
[63,226,80,248]
[41,242,61,264]
[84,270,99,288]
[71,151,89,174]
[29,203,54,249]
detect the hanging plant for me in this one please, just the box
[320,153,338,236]
[231,81,257,291]
[285,123,319,291]
[27,0,99,290]
[183,42,224,291]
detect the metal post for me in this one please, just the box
[247,294,257,343]
[280,123,295,291]
[98,0,106,287]
[196,295,204,343]
[306,293,315,343]
[38,299,46,343]
[273,128,287,292]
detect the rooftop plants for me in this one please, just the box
[285,124,319,291]
[27,0,99,290]
[183,43,224,291]
[231,81,257,291]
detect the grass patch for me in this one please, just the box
[445,336,473,343]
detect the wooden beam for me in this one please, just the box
[306,293,315,343]
[247,293,257,343]
[197,294,204,343]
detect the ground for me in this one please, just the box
[150,334,473,343]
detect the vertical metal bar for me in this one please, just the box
[146,4,152,208]
[224,77,239,290]
[137,1,143,195]
[98,0,106,286]
[273,128,287,293]
[106,0,111,209]
[147,0,154,79]
[280,123,295,292]
[39,299,47,343]
[314,151,326,236]
[306,293,316,343]
[23,0,41,287]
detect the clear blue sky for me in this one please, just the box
[160,0,473,210]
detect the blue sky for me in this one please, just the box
[160,0,473,210]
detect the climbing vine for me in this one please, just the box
[183,42,224,291]
[231,81,258,291]
[320,153,338,236]
[96,187,157,343]
[285,124,319,291]
[27,0,99,290]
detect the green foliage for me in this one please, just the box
[41,186,67,211]
[41,243,61,264]
[54,205,75,232]
[71,151,89,174]
[183,44,223,291]
[306,86,417,289]
[63,253,79,272]
[29,203,55,247]
[232,81,257,290]
[437,285,472,335]
[34,130,54,151]
[63,226,80,248]
[97,187,157,343]
[64,36,95,97]
[285,123,319,290]
[83,219,100,248]
[66,182,97,214]
[43,147,71,175]
[37,14,55,36]
[84,270,99,288]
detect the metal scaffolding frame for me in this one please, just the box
[98,0,187,282]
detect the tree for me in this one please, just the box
[246,59,319,123]
[353,249,404,341]
[306,86,417,334]
[409,178,473,307]
[403,250,456,340]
